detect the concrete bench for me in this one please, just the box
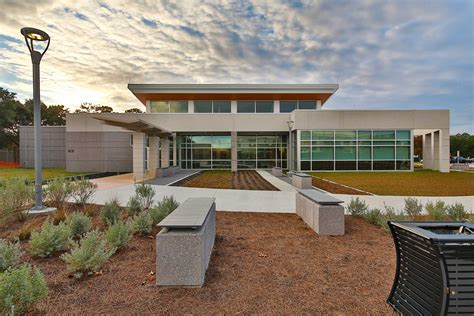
[272,167,282,177]
[292,172,312,189]
[155,167,169,178]
[168,166,180,175]
[296,189,344,235]
[156,197,216,287]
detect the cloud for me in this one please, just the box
[0,0,472,133]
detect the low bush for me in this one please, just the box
[0,264,48,315]
[425,200,447,220]
[364,208,383,226]
[18,225,33,241]
[71,178,97,208]
[131,212,153,236]
[135,184,155,211]
[52,209,67,225]
[61,230,115,279]
[0,239,23,272]
[346,197,368,217]
[0,178,34,225]
[126,195,142,217]
[45,177,73,210]
[29,221,71,258]
[404,197,423,219]
[100,198,122,226]
[105,222,132,250]
[446,202,467,221]
[378,205,406,232]
[66,212,92,238]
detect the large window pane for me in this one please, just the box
[192,148,211,160]
[373,161,395,170]
[280,101,297,113]
[237,101,255,113]
[257,148,276,159]
[238,148,256,159]
[150,101,168,113]
[298,101,316,110]
[396,160,410,170]
[358,131,372,140]
[335,147,356,160]
[373,130,395,140]
[256,101,274,113]
[312,147,333,160]
[312,131,334,140]
[335,131,356,140]
[336,161,356,170]
[358,147,371,160]
[212,148,231,159]
[312,161,334,170]
[194,101,212,113]
[300,147,310,160]
[373,146,395,160]
[170,101,188,113]
[396,130,410,140]
[301,131,311,140]
[396,146,410,160]
[213,100,231,113]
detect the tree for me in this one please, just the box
[124,108,143,113]
[451,133,474,157]
[74,103,113,113]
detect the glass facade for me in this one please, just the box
[237,133,288,169]
[237,101,275,113]
[280,100,317,113]
[194,100,231,113]
[150,101,188,113]
[179,134,231,169]
[299,130,412,171]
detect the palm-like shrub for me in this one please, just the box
[0,264,48,315]
[346,197,368,217]
[404,197,423,218]
[0,178,34,225]
[29,221,71,258]
[446,202,467,221]
[61,230,115,279]
[66,212,92,238]
[0,239,23,272]
[100,198,122,226]
[425,200,447,220]
[105,222,132,250]
[131,212,153,236]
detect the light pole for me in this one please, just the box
[21,27,55,213]
[286,120,294,171]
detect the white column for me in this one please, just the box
[173,133,178,167]
[231,101,237,114]
[231,132,238,172]
[274,100,280,113]
[439,128,450,173]
[423,133,433,170]
[132,132,146,182]
[316,100,322,110]
[433,131,440,171]
[146,100,151,113]
[188,100,194,113]
[161,137,170,168]
[410,130,414,171]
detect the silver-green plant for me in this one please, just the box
[61,230,115,279]
[134,183,155,210]
[0,264,48,315]
[71,178,97,207]
[105,221,132,250]
[100,198,122,226]
[66,212,92,238]
[45,177,73,209]
[0,239,23,272]
[29,221,71,258]
[149,195,179,225]
[131,212,153,236]
[126,195,142,217]
[0,177,34,225]
[446,202,467,221]
[404,197,423,219]
[425,200,447,220]
[346,197,368,217]
[364,208,383,226]
[378,204,406,232]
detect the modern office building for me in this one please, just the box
[20,84,450,181]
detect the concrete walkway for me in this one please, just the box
[256,171,296,192]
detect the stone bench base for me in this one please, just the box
[292,173,312,189]
[296,192,344,235]
[272,167,282,177]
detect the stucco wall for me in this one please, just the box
[19,126,66,168]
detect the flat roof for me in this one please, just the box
[128,84,339,106]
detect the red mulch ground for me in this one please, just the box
[3,211,396,314]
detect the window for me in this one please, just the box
[213,101,231,113]
[194,101,212,113]
[150,100,188,113]
[150,101,169,113]
[256,101,274,113]
[280,101,297,113]
[298,101,316,110]
[237,101,255,113]
[170,101,188,113]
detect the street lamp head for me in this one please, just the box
[286,120,295,130]
[20,27,50,64]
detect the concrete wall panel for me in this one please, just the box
[19,126,66,169]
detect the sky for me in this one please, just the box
[0,0,473,133]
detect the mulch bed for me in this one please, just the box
[312,176,371,195]
[175,170,279,191]
[2,210,395,314]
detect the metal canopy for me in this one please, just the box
[94,117,171,137]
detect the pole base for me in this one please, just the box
[28,206,57,215]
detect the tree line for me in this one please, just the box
[0,87,142,149]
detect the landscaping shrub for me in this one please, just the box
[135,183,155,210]
[0,239,23,272]
[66,212,92,238]
[425,200,447,220]
[126,195,142,217]
[149,195,179,225]
[61,230,115,279]
[404,197,423,219]
[29,221,71,258]
[364,208,383,226]
[18,225,33,241]
[0,264,48,315]
[71,178,97,208]
[446,202,467,221]
[100,198,122,226]
[378,205,406,232]
[0,178,34,225]
[105,221,132,250]
[346,197,368,217]
[52,209,67,225]
[131,212,153,236]
[45,177,73,209]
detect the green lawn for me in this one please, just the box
[307,169,474,196]
[0,168,91,181]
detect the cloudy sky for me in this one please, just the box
[0,0,472,133]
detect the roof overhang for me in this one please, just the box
[128,84,339,106]
[94,117,171,136]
